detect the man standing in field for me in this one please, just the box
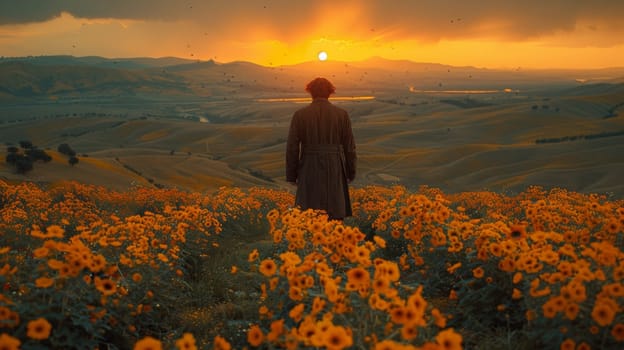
[286,77,357,220]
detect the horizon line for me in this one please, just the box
[2,54,624,72]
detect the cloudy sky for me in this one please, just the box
[1,0,623,69]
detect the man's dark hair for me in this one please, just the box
[305,77,336,98]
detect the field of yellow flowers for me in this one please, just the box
[0,180,622,350]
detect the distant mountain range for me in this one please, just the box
[1,55,623,102]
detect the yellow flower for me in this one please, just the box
[26,317,52,340]
[134,336,163,350]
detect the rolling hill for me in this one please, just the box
[1,55,623,197]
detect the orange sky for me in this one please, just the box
[1,1,623,69]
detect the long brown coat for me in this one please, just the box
[286,98,356,219]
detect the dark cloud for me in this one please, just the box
[0,0,188,24]
[1,0,622,43]
[359,0,624,41]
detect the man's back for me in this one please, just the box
[285,77,356,220]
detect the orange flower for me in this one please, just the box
[0,333,20,350]
[45,225,65,238]
[605,217,620,234]
[134,336,162,350]
[373,236,386,248]
[94,277,117,296]
[35,277,54,288]
[390,306,407,325]
[267,319,285,342]
[605,283,624,297]
[472,267,485,279]
[247,324,264,347]
[488,243,502,257]
[175,333,197,350]
[435,328,463,350]
[259,259,277,277]
[401,323,419,340]
[564,303,580,320]
[431,308,447,328]
[375,340,403,350]
[611,323,624,342]
[406,286,427,316]
[592,298,617,326]
[26,317,52,340]
[212,335,231,350]
[346,267,370,288]
[322,325,353,350]
[560,338,575,350]
[88,254,107,273]
[131,273,143,283]
[311,296,326,315]
[289,303,305,323]
[32,247,50,258]
[248,249,259,262]
[507,224,527,240]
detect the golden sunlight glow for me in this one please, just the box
[1,10,623,70]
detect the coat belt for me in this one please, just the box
[301,144,344,154]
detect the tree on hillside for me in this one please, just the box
[5,141,50,174]
[58,143,76,156]
[26,148,52,162]
[19,140,33,149]
[6,152,20,165]
[69,156,79,166]
[15,156,33,174]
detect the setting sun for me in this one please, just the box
[318,51,328,61]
